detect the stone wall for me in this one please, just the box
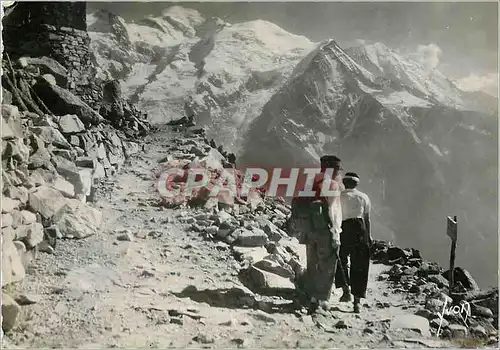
[2,2,102,108]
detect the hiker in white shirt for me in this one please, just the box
[335,172,372,313]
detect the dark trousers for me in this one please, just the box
[295,228,339,302]
[334,218,370,299]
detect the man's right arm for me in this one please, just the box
[363,196,372,244]
[326,179,342,246]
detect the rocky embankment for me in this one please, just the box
[1,56,151,334]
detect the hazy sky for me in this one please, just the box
[88,2,498,95]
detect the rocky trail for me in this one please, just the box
[4,125,493,349]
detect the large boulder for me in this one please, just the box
[29,126,71,149]
[58,114,85,134]
[28,143,52,170]
[245,265,295,296]
[1,293,20,332]
[390,315,431,337]
[235,228,269,247]
[13,222,44,248]
[49,174,75,198]
[2,138,30,163]
[19,56,68,87]
[4,186,28,205]
[1,197,20,213]
[28,186,68,218]
[52,199,102,239]
[232,246,269,264]
[1,235,25,286]
[253,258,294,279]
[33,81,104,125]
[442,267,480,291]
[10,210,36,228]
[51,155,85,196]
[1,105,23,140]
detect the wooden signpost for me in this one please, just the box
[446,216,458,292]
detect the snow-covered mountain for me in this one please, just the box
[87,6,315,149]
[87,6,497,287]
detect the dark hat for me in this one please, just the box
[320,155,342,168]
[343,172,360,183]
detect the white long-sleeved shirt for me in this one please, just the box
[340,188,371,220]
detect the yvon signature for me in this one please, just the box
[436,297,471,337]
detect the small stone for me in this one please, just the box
[301,315,315,326]
[235,228,268,247]
[14,294,40,306]
[117,232,133,242]
[248,310,276,324]
[38,241,55,254]
[430,318,448,329]
[335,320,349,329]
[471,325,487,338]
[363,327,375,334]
[193,333,215,344]
[58,114,85,134]
[140,270,155,278]
[382,334,392,343]
[448,324,468,338]
[390,315,430,337]
[170,317,183,325]
[231,338,250,348]
[472,305,494,318]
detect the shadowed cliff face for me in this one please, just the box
[239,40,498,288]
[3,2,87,31]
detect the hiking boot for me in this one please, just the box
[308,297,319,315]
[353,303,360,313]
[353,297,361,313]
[339,292,352,302]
